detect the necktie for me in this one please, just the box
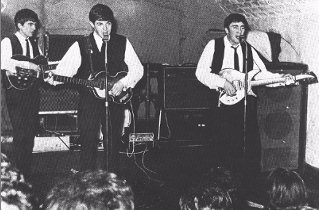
[232,46,239,71]
[26,39,30,57]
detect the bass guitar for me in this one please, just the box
[218,68,317,105]
[46,71,132,104]
[4,55,58,90]
[17,66,132,104]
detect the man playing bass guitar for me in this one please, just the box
[1,9,42,180]
[46,4,144,173]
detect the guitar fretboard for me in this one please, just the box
[251,77,287,87]
[51,74,104,89]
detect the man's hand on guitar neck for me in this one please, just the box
[282,74,296,86]
[44,71,63,86]
[44,71,55,85]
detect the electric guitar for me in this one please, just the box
[4,55,57,90]
[218,68,317,105]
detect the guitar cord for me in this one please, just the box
[157,109,172,140]
[141,147,157,174]
[129,101,136,133]
[120,102,158,176]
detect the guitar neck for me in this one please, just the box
[251,77,287,87]
[51,74,103,88]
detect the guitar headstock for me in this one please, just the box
[295,72,318,85]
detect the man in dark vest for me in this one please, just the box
[1,8,42,179]
[196,14,294,187]
[47,4,144,173]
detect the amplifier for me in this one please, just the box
[39,83,79,113]
[33,136,70,153]
[162,66,216,110]
[44,33,84,61]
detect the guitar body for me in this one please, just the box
[6,69,38,90]
[87,71,133,104]
[219,69,259,105]
[5,55,48,90]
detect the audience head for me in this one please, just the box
[179,182,233,210]
[1,153,37,210]
[203,166,239,191]
[204,166,244,208]
[44,170,134,210]
[266,168,308,210]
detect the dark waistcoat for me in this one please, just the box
[209,37,254,107]
[74,33,127,96]
[211,37,253,74]
[9,35,40,57]
[76,33,127,79]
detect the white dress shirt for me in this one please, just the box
[196,36,282,90]
[54,31,144,89]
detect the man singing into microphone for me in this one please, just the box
[195,13,294,189]
[46,4,143,173]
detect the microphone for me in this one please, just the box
[239,35,246,43]
[103,34,110,42]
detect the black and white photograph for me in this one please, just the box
[1,0,319,209]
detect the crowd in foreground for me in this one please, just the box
[1,152,317,210]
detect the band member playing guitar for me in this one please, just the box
[195,13,295,190]
[46,4,144,173]
[1,9,42,180]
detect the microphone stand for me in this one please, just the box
[103,35,110,171]
[242,37,248,168]
[44,32,50,59]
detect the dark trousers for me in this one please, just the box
[78,91,125,173]
[210,96,261,181]
[4,83,40,179]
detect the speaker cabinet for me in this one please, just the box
[38,83,79,134]
[257,62,308,171]
[165,110,211,141]
[44,34,84,61]
[39,83,79,113]
[162,66,216,110]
